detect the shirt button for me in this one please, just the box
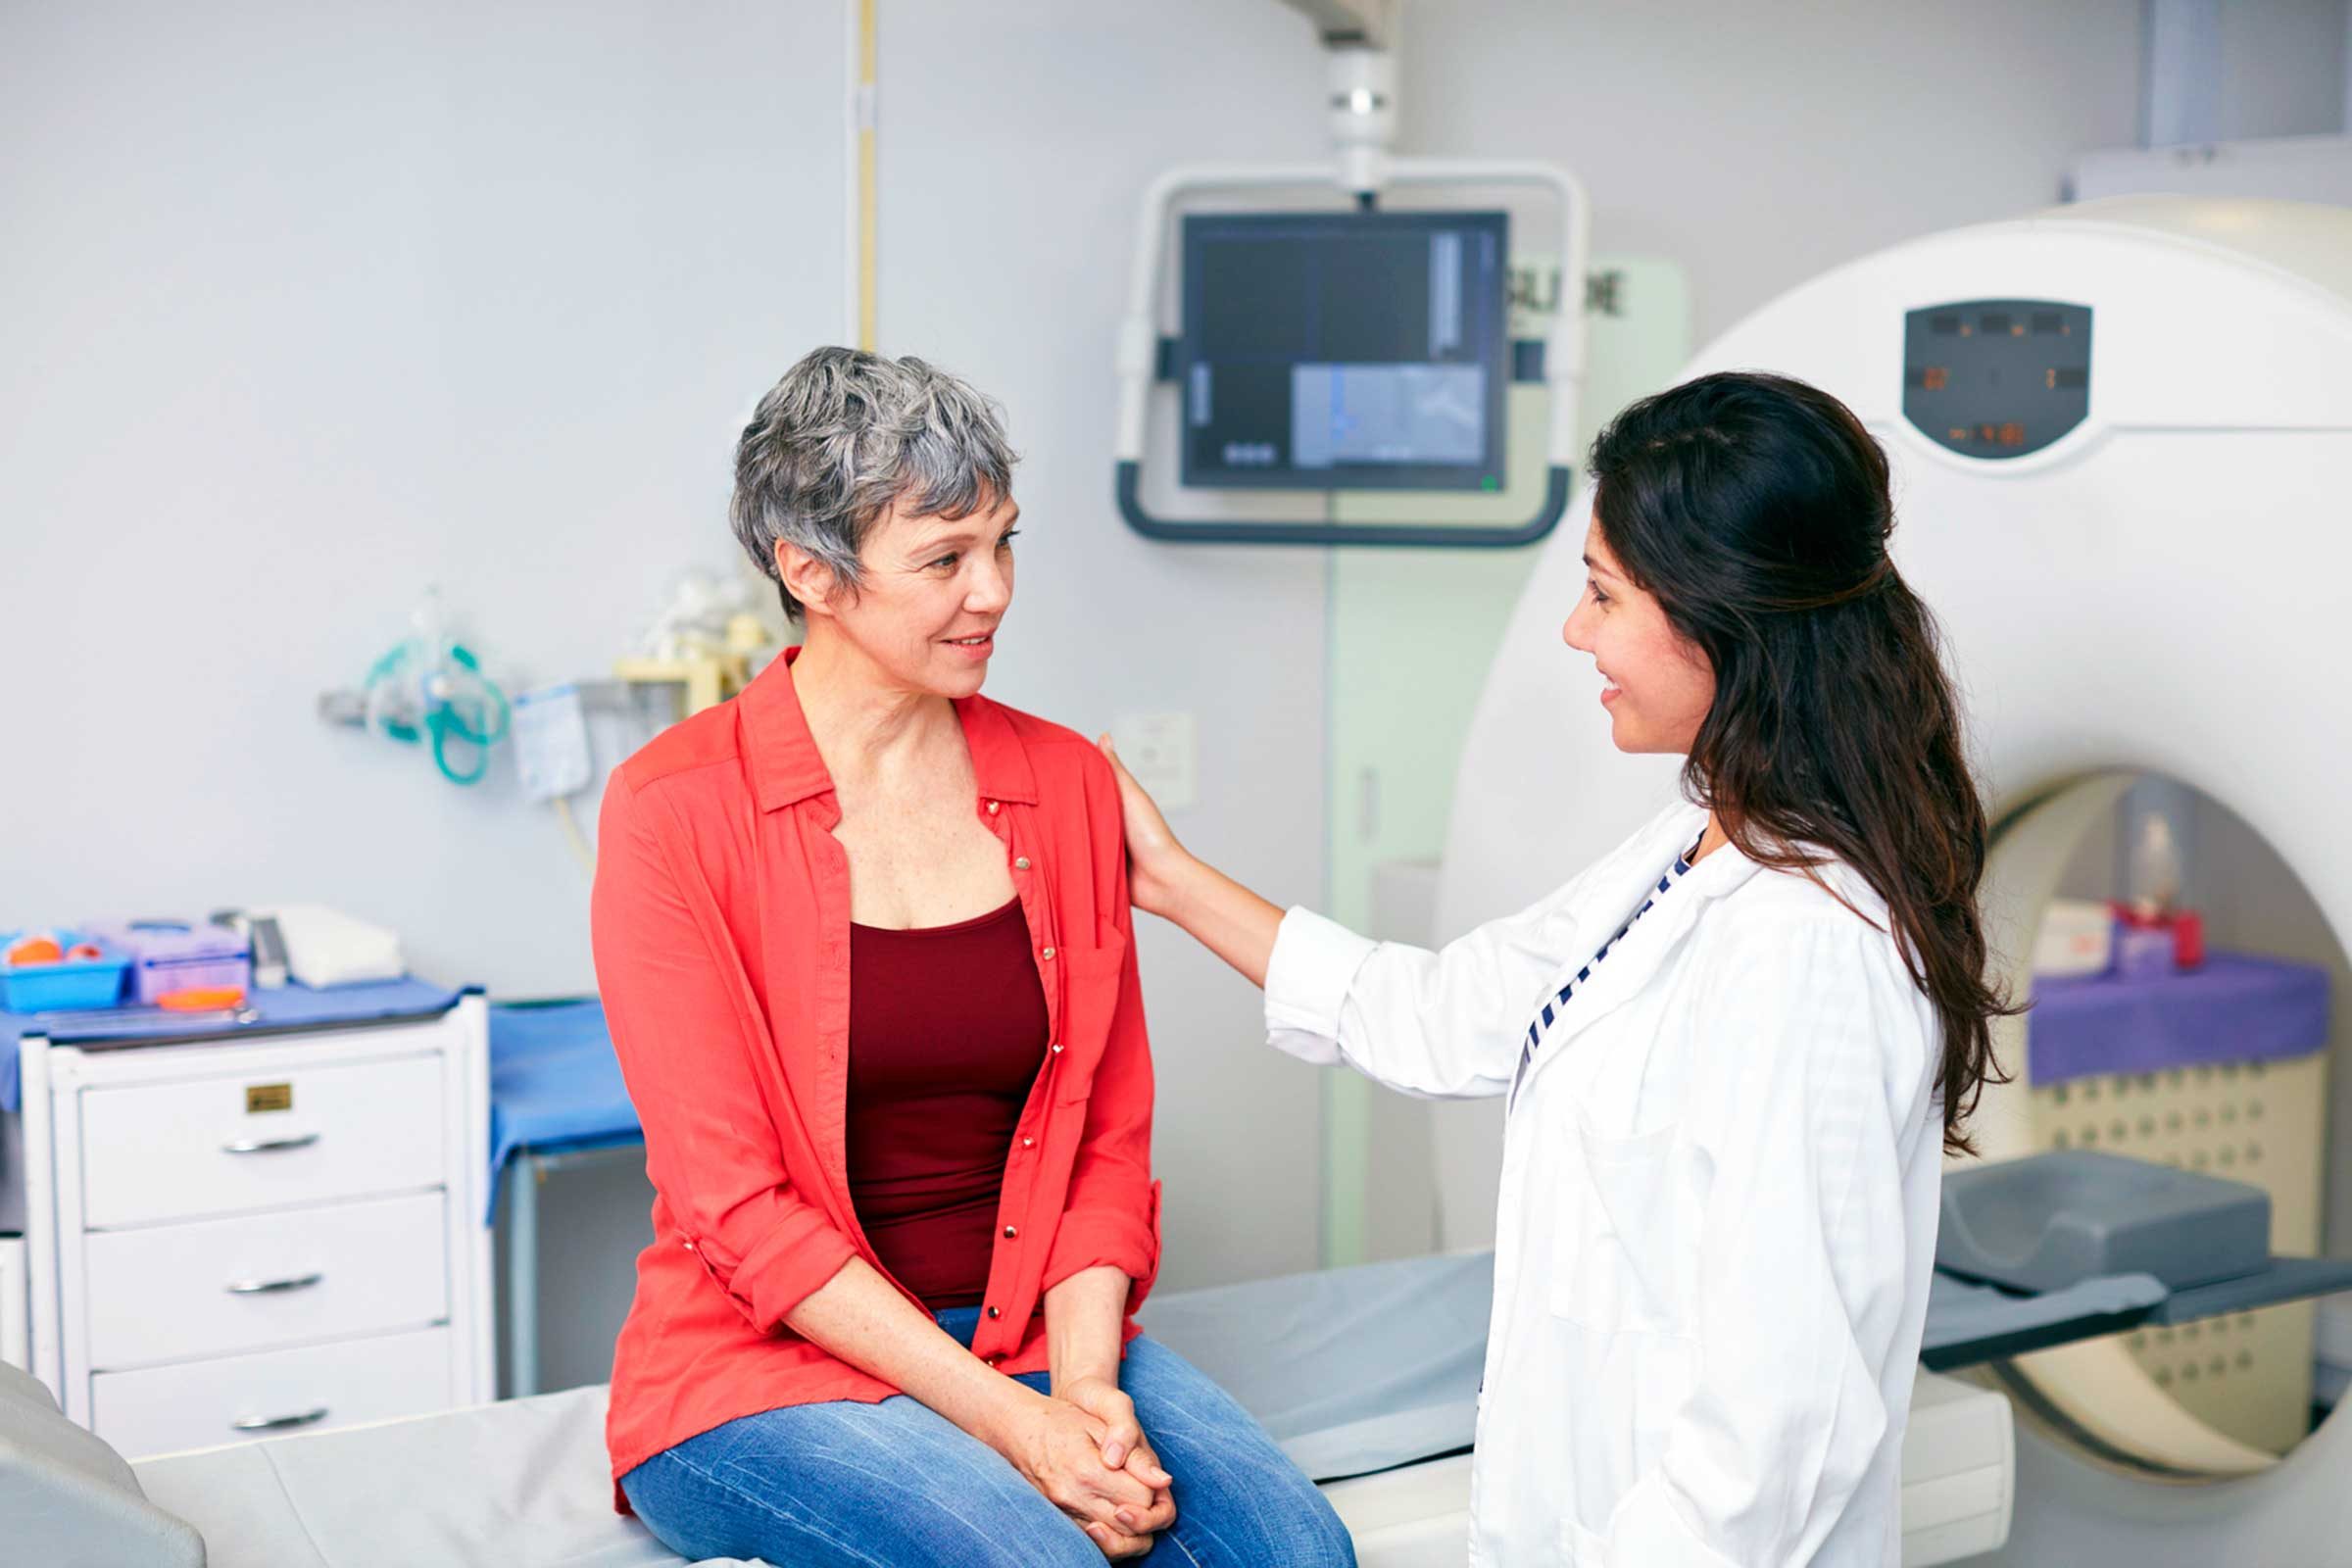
[1014,857,1031,870]
[1041,947,1055,960]
[987,801,1000,814]
[987,1305,1002,1319]
[1022,1136,1035,1148]
[1051,1042,1064,1054]
[1004,1225,1018,1239]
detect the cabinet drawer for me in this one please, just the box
[78,1054,445,1227]
[84,1192,448,1370]
[91,1325,456,1460]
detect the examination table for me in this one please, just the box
[18,1250,2037,1565]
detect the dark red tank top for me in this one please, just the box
[846,896,1049,1311]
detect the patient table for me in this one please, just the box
[108,1246,2047,1568]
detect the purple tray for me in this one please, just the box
[83,920,252,1006]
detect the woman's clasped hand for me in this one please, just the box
[995,1378,1176,1558]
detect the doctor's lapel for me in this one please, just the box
[1512,812,1759,1100]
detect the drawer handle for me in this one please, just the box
[225,1271,324,1297]
[230,1406,328,1433]
[221,1133,320,1155]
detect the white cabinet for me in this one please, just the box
[12,999,492,1457]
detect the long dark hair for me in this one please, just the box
[1586,370,2011,1154]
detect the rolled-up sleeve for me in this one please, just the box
[591,774,856,1333]
[1604,916,1918,1567]
[1042,926,1161,1307]
[1042,815,1162,1311]
[1042,749,1162,1307]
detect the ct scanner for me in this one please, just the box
[1433,195,2352,1563]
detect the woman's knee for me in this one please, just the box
[624,1402,1108,1568]
[1113,1339,1356,1565]
[1163,1486,1356,1568]
[1293,1493,1360,1567]
[1248,1486,1358,1568]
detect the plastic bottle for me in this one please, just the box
[2128,810,2182,921]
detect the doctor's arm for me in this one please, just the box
[1604,917,1920,1568]
[1100,737,1565,1100]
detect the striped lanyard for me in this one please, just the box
[1510,845,1696,1104]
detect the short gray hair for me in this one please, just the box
[731,347,1018,619]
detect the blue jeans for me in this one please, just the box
[621,1308,1355,1567]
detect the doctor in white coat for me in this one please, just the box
[1101,371,2013,1567]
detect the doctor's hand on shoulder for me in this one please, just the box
[1098,736,1284,988]
[1096,737,1181,909]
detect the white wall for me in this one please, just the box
[0,0,840,995]
[1402,0,2142,343]
[2214,0,2351,141]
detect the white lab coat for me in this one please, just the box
[1266,802,1942,1567]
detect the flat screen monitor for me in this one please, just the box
[1178,209,1509,491]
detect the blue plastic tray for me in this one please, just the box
[0,930,130,1012]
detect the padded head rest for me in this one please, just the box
[0,1359,206,1566]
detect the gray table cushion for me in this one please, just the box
[1141,1249,1492,1482]
[134,1385,762,1568]
[0,1359,206,1567]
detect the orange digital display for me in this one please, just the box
[1904,299,2089,461]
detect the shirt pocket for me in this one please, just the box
[1051,937,1129,1106]
[1548,1116,1684,1336]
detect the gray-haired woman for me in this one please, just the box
[592,346,1354,1567]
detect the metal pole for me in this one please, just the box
[507,1152,540,1399]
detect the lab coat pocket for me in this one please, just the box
[1558,1514,1610,1567]
[1549,1119,1682,1336]
[1052,939,1129,1105]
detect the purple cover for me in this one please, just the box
[83,919,251,1004]
[83,920,249,963]
[2029,952,2331,1086]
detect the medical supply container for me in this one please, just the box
[83,921,252,1006]
[2033,898,2116,979]
[0,932,129,1013]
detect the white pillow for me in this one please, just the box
[0,1359,205,1566]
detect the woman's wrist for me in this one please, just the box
[1045,1264,1133,1396]
[1149,847,1213,925]
[1053,1357,1122,1397]
[968,1377,1051,1454]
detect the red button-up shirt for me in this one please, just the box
[591,648,1161,1488]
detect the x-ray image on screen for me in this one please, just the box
[1178,210,1509,491]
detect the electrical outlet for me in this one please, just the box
[1112,711,1198,811]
